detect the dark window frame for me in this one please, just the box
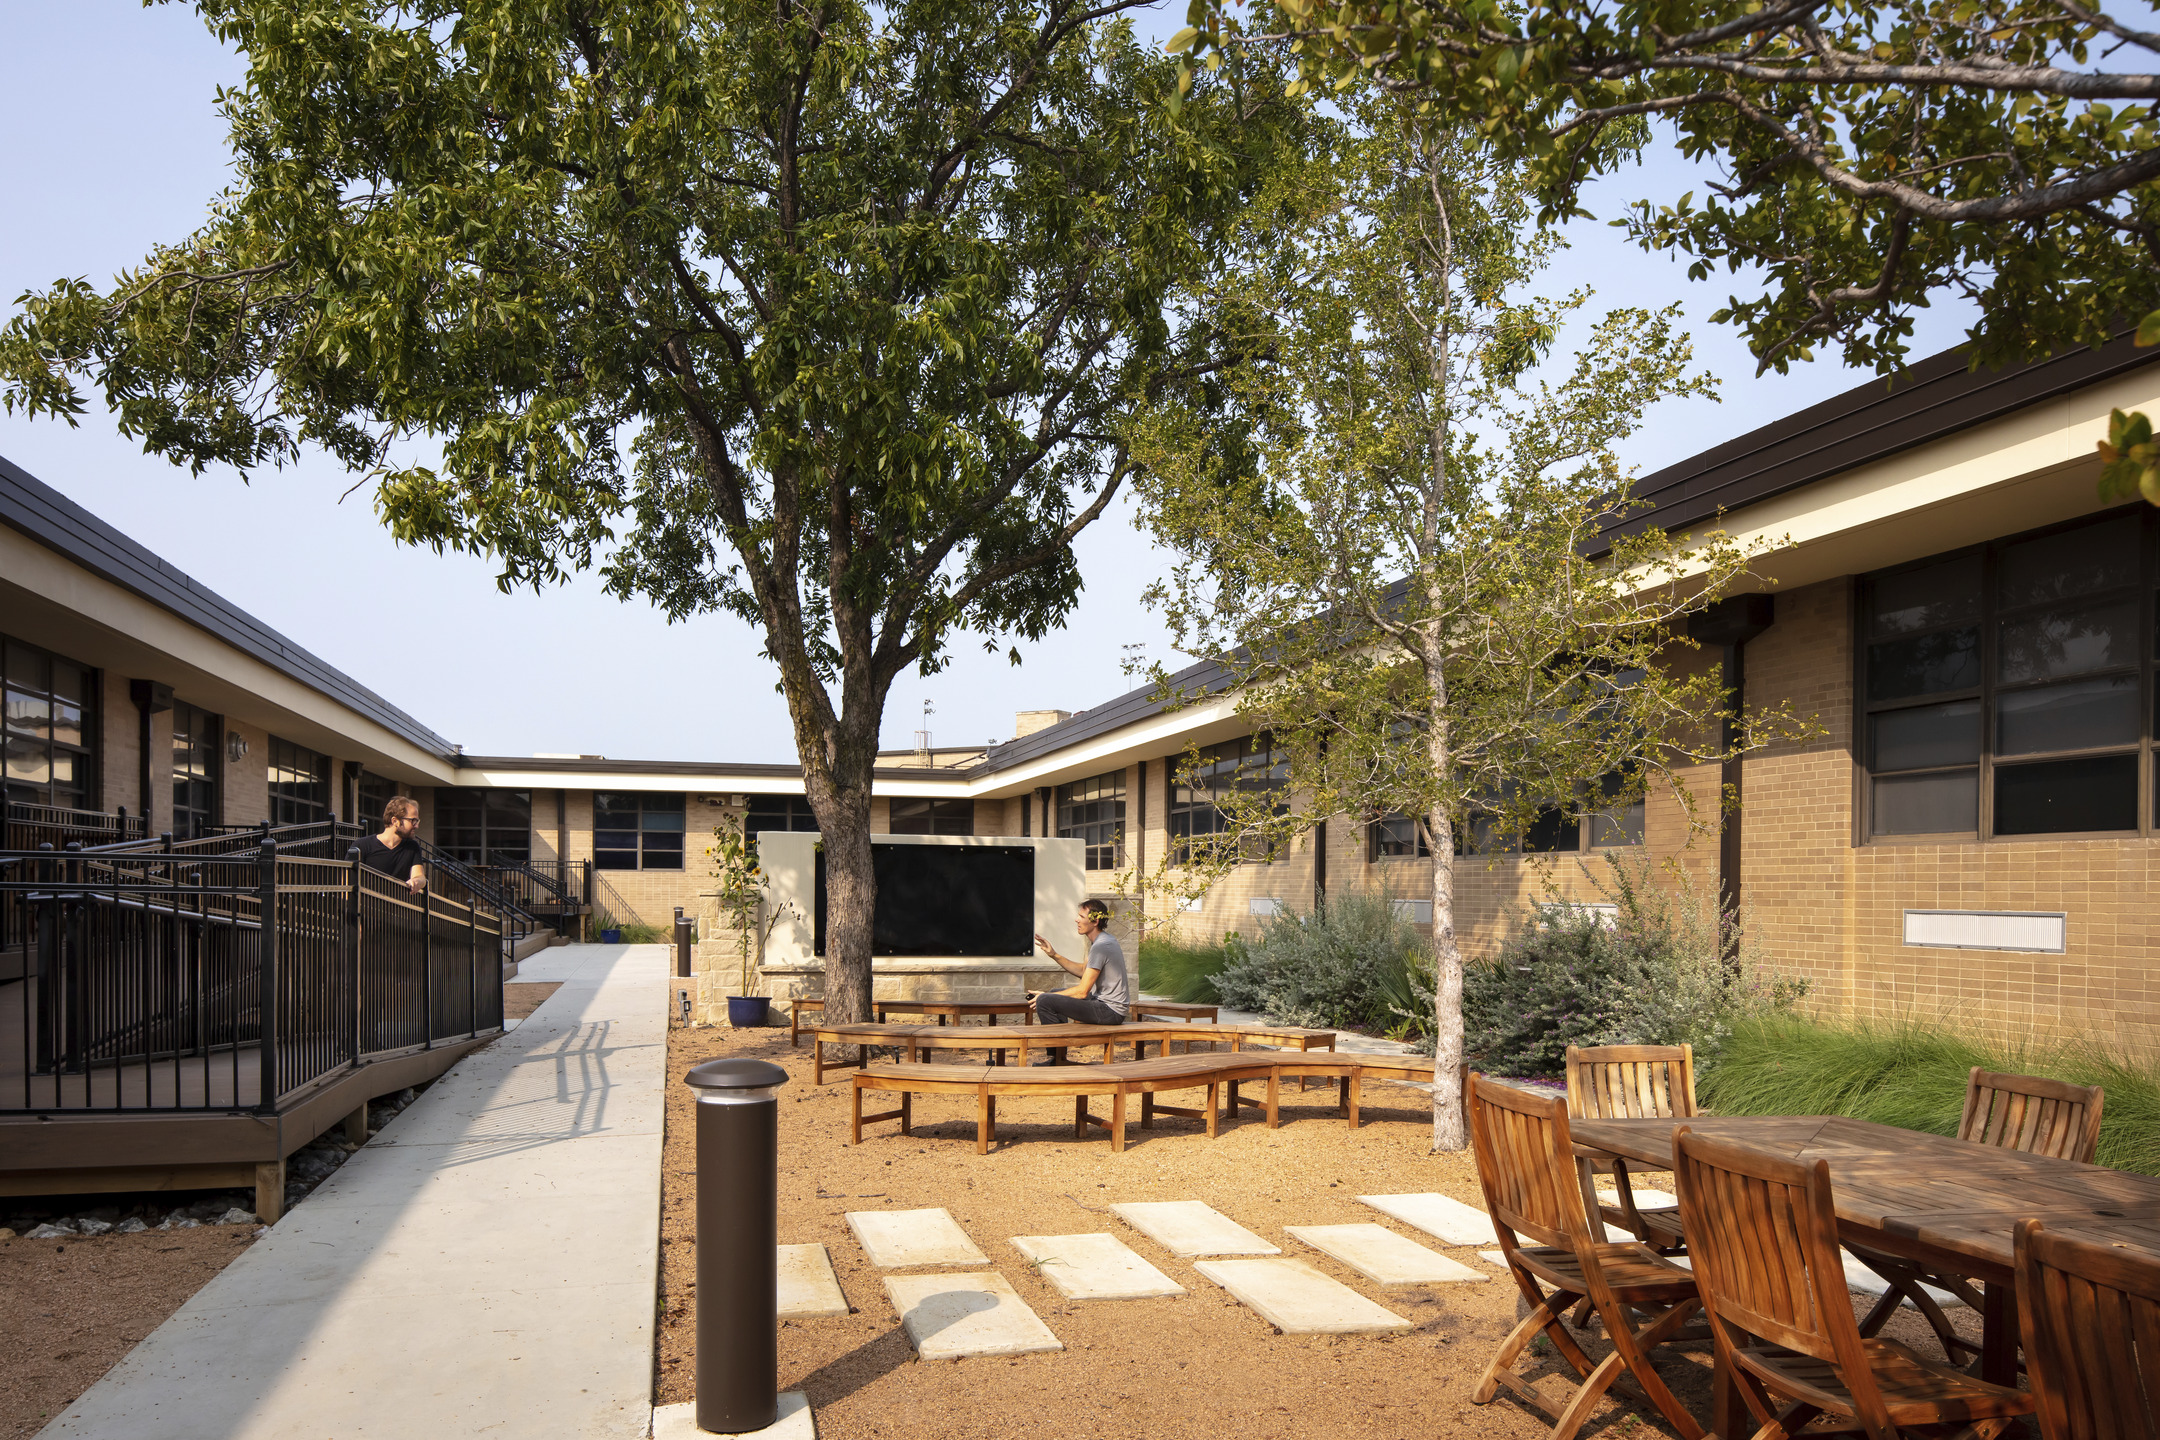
[744,794,820,836]
[436,786,534,865]
[170,700,221,840]
[3,634,96,813]
[1170,735,1288,864]
[1056,770,1127,869]
[593,790,684,870]
[267,736,331,828]
[1859,505,2155,843]
[887,797,974,835]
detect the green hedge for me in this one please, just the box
[1701,1012,2160,1177]
[1135,935,1232,1005]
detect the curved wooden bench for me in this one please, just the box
[803,1020,1338,1082]
[848,1048,1436,1151]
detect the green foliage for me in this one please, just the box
[1210,892,1434,1034]
[1703,1013,2160,1178]
[1177,0,2160,379]
[1463,856,1806,1077]
[1135,933,1232,1005]
[604,920,671,945]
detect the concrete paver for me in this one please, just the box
[1010,1233,1184,1300]
[1195,1258,1414,1335]
[1358,1192,1498,1246]
[847,1208,989,1268]
[37,943,669,1440]
[779,1244,850,1318]
[883,1272,1065,1358]
[653,1392,814,1440]
[1109,1200,1280,1257]
[1286,1224,1488,1286]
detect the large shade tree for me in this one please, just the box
[1124,91,1812,1150]
[0,0,1302,1026]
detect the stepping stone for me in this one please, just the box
[778,1243,848,1318]
[1010,1233,1184,1300]
[1839,1251,1966,1308]
[1479,1250,1509,1268]
[1109,1201,1279,1257]
[1195,1258,1414,1335]
[1358,1192,1497,1246]
[882,1272,1064,1358]
[1286,1224,1488,1286]
[1597,1187,1678,1210]
[846,1208,988,1268]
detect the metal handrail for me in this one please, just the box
[412,838,539,942]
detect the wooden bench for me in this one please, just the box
[788,997,824,1048]
[801,1020,1338,1082]
[872,1000,1036,1026]
[847,1047,1436,1151]
[1129,1000,1220,1024]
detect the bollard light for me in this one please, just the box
[684,1057,789,1434]
[675,909,694,979]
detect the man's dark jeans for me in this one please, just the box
[1034,992,1125,1062]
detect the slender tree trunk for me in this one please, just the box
[1427,674,1465,1151]
[797,703,885,1031]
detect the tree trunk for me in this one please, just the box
[1427,710,1465,1151]
[799,708,884,1031]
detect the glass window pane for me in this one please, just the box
[6,687,50,736]
[1870,554,1981,639]
[1523,808,1581,853]
[1998,598,2138,683]
[1874,770,1978,834]
[1871,700,1981,772]
[1995,754,2139,834]
[1999,516,2140,609]
[1996,676,2141,756]
[49,702,81,748]
[5,642,47,691]
[50,662,83,705]
[1867,629,1980,700]
[5,735,49,786]
[642,811,685,832]
[594,850,638,870]
[594,829,639,850]
[1590,802,1646,847]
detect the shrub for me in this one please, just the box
[1135,934,1232,1004]
[1462,853,1805,1076]
[1210,892,1433,1034]
[1702,1012,2160,1177]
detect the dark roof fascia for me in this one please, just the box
[455,755,981,785]
[0,453,458,760]
[1590,327,2160,556]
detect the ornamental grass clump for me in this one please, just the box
[1210,891,1433,1035]
[1462,853,1806,1076]
[1702,1012,2160,1177]
[1135,935,1234,1005]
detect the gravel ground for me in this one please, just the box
[657,1023,1986,1440]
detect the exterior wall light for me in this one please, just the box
[227,733,251,763]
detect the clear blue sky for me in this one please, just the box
[0,2,1978,764]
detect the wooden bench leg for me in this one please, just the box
[858,1044,868,1072]
[1347,1073,1362,1130]
[1142,1092,1155,1130]
[1074,1094,1088,1139]
[1205,1082,1220,1139]
[977,1088,992,1155]
[1336,1075,1348,1113]
[814,1044,825,1086]
[1267,1072,1280,1128]
[1112,1091,1127,1153]
[851,1082,863,1144]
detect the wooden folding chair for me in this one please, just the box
[2016,1218,2160,1440]
[1673,1127,2033,1440]
[1566,1043,1693,1253]
[1466,1072,1706,1440]
[1853,1067,2106,1361]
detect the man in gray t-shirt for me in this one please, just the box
[1030,900,1128,1064]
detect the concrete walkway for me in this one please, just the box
[41,943,668,1440]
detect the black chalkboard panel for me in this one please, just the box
[814,844,1036,956]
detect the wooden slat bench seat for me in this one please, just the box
[1129,1000,1220,1024]
[847,1048,1435,1151]
[803,1020,1341,1081]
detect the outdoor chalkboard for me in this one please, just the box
[813,844,1037,956]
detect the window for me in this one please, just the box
[170,701,220,839]
[594,791,683,869]
[745,794,819,836]
[436,787,533,865]
[356,771,399,831]
[1862,509,2153,839]
[888,797,974,835]
[1056,771,1126,869]
[3,636,94,812]
[1369,812,1430,859]
[1452,770,1643,855]
[1170,735,1288,863]
[267,737,330,827]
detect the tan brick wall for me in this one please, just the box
[221,719,270,828]
[96,674,139,818]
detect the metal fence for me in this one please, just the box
[0,839,503,1115]
[3,803,149,962]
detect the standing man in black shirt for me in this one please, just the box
[357,795,428,895]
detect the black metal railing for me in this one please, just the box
[471,855,589,921]
[591,869,644,931]
[0,839,504,1115]
[412,839,541,945]
[4,803,150,967]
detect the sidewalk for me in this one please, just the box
[41,943,668,1440]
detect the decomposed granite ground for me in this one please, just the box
[657,1023,1990,1440]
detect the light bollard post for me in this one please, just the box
[684,1058,788,1434]
[675,907,693,978]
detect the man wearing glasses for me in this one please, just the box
[357,795,429,896]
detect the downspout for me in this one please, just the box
[1685,595,1775,919]
[128,680,172,827]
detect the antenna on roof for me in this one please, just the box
[914,699,934,759]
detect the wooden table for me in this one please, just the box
[1569,1114,2160,1387]
[872,1000,1036,1025]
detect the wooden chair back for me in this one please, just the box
[1466,1072,1595,1254]
[1673,1128,1896,1430]
[1961,1068,2104,1164]
[1565,1044,1697,1120]
[2016,1219,2160,1440]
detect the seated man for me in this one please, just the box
[1029,900,1128,1065]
